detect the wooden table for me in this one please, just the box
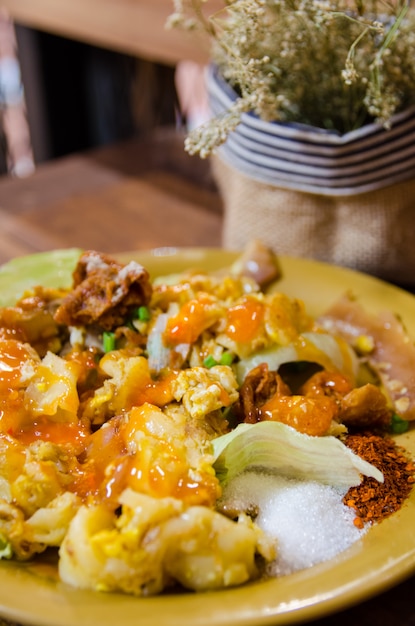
[0,130,415,626]
[0,128,223,264]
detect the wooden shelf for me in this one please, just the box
[0,0,223,65]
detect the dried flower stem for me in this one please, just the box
[168,0,415,156]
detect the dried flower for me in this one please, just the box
[168,0,415,156]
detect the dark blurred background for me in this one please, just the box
[16,25,179,160]
[0,21,180,174]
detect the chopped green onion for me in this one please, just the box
[136,306,151,321]
[220,351,234,366]
[203,355,218,368]
[391,413,409,434]
[0,534,12,559]
[103,331,116,353]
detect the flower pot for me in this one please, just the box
[207,65,415,286]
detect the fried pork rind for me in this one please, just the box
[59,489,274,595]
[338,384,393,430]
[54,251,152,330]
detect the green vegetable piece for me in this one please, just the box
[220,352,234,366]
[203,355,218,368]
[103,331,116,353]
[0,534,12,560]
[391,413,410,434]
[136,306,151,321]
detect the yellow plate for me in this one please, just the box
[1,247,415,626]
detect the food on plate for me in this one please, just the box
[319,294,415,420]
[0,245,413,596]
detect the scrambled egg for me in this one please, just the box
[59,489,271,595]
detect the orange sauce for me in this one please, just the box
[114,404,219,506]
[14,418,89,449]
[0,339,36,433]
[260,393,337,436]
[65,416,127,503]
[0,340,218,508]
[224,297,264,343]
[0,434,26,482]
[124,446,218,506]
[0,339,34,390]
[163,295,220,345]
[0,326,25,342]
[0,390,27,435]
[129,371,177,408]
[86,416,126,473]
[65,347,102,393]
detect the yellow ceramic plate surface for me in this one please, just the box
[1,248,415,626]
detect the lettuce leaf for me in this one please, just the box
[212,421,384,488]
[0,248,82,306]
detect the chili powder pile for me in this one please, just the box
[343,432,415,528]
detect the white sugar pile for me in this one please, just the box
[221,471,366,576]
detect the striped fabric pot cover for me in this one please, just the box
[207,65,415,285]
[207,64,415,196]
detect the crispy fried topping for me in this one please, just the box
[54,251,152,330]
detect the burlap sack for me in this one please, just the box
[212,154,415,287]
